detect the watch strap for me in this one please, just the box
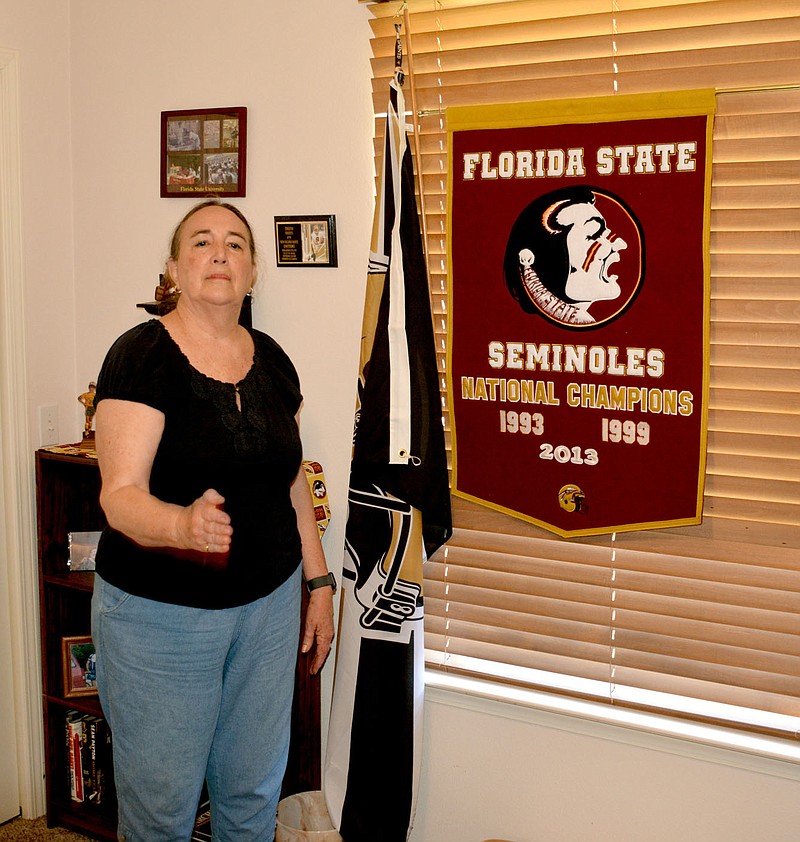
[306,572,337,594]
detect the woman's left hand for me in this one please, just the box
[301,588,335,675]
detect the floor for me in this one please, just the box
[0,816,93,841]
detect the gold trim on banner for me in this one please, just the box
[445,89,717,132]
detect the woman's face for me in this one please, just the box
[168,205,256,309]
[557,201,626,303]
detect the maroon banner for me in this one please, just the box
[447,92,715,536]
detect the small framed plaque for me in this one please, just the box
[161,106,246,198]
[275,215,338,267]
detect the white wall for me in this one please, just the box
[4,1,799,838]
[411,689,800,842]
[1,0,80,819]
[3,0,77,450]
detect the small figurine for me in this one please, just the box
[137,273,180,316]
[78,381,97,440]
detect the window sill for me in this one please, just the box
[424,670,800,782]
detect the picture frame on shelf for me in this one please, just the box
[160,106,247,198]
[62,636,98,698]
[274,215,338,267]
[68,531,101,571]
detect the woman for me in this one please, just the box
[91,199,335,841]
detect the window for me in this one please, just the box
[363,0,799,742]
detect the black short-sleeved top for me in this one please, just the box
[94,319,303,609]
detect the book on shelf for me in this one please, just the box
[65,711,86,803]
[84,714,112,806]
[65,709,112,806]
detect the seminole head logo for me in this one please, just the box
[504,186,644,328]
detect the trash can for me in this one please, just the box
[276,790,343,842]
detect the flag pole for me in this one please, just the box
[401,8,430,265]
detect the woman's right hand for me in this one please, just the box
[177,488,233,555]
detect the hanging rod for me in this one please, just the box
[406,83,800,119]
[718,83,800,94]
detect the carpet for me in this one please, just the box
[0,816,92,841]
[0,803,211,841]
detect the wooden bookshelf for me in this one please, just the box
[36,447,320,839]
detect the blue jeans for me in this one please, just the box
[91,567,301,842]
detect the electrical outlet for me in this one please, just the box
[39,404,59,447]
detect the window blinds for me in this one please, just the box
[363,0,799,740]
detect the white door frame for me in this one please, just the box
[0,46,46,819]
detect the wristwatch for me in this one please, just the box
[305,572,337,594]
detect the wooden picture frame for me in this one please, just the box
[62,635,98,698]
[160,106,247,198]
[274,215,338,267]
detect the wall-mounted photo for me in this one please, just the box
[275,215,338,267]
[62,636,97,698]
[161,107,247,198]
